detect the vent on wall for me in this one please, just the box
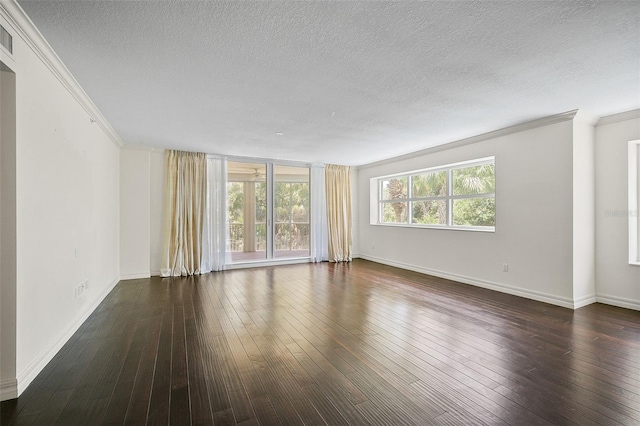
[1,24,13,54]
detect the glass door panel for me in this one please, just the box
[227,161,267,263]
[274,165,310,259]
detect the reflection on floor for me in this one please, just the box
[230,250,310,263]
[4,260,638,425]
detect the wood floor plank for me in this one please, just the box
[2,260,639,426]
[170,303,191,426]
[183,285,215,426]
[208,333,258,424]
[300,384,351,426]
[146,303,174,425]
[123,302,164,425]
[101,316,150,425]
[250,395,281,426]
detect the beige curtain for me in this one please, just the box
[161,150,207,276]
[325,164,352,262]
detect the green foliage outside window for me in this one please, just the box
[227,182,244,250]
[276,182,310,252]
[379,161,495,228]
[227,180,310,252]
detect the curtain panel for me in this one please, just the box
[310,165,329,262]
[202,157,230,272]
[325,164,352,262]
[161,150,207,276]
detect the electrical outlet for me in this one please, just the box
[75,281,88,297]
[503,263,509,272]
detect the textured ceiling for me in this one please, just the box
[17,1,640,166]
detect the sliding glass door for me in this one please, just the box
[227,161,267,262]
[275,165,310,258]
[227,161,310,263]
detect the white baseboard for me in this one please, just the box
[573,294,597,309]
[358,254,578,309]
[120,272,151,280]
[0,379,18,401]
[15,274,120,396]
[596,294,640,311]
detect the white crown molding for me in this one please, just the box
[0,1,123,148]
[596,109,640,127]
[358,110,579,170]
[573,109,600,126]
[121,144,164,153]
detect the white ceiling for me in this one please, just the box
[18,1,640,166]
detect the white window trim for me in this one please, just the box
[370,157,495,232]
[629,140,640,266]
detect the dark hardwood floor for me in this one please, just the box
[2,259,639,425]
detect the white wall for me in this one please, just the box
[595,114,640,310]
[572,113,596,306]
[120,148,151,279]
[1,5,121,398]
[358,118,580,308]
[150,150,165,275]
[350,166,359,256]
[118,148,162,277]
[1,64,17,400]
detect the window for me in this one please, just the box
[374,157,495,231]
[630,140,640,265]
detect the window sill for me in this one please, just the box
[370,223,495,233]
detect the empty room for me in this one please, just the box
[1,1,639,425]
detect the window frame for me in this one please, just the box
[373,157,496,232]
